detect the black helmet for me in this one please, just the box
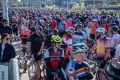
[52,29,58,35]
[76,23,82,28]
[111,23,117,27]
[112,26,118,31]
[2,19,8,23]
[36,26,43,31]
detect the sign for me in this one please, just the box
[0,63,9,80]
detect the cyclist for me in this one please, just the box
[61,28,74,70]
[27,27,44,80]
[45,29,59,48]
[44,36,66,80]
[20,22,30,47]
[90,19,97,40]
[0,33,16,66]
[0,19,12,41]
[66,43,93,80]
[90,27,110,80]
[112,43,120,80]
[110,25,120,57]
[73,24,86,44]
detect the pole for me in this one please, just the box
[9,58,20,80]
[2,0,9,21]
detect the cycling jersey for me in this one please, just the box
[44,48,64,69]
[61,34,72,58]
[66,60,93,80]
[73,31,86,44]
[96,35,110,58]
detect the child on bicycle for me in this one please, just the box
[66,43,93,80]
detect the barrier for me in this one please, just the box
[9,58,20,80]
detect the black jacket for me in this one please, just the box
[0,43,16,63]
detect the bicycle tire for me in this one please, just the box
[105,66,114,77]
[96,71,109,80]
[28,61,36,80]
[18,53,26,74]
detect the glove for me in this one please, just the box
[99,60,107,68]
[111,47,115,51]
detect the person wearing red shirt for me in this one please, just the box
[51,16,57,30]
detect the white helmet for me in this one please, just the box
[66,28,75,33]
[96,27,105,34]
[72,43,89,54]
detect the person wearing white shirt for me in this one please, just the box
[112,44,120,80]
[110,26,120,57]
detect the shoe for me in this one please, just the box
[34,73,38,78]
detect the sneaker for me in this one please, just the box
[34,73,38,78]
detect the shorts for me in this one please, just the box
[110,49,116,57]
[21,39,28,44]
[34,54,42,62]
[90,34,95,40]
[97,57,106,69]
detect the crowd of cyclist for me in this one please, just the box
[1,9,120,80]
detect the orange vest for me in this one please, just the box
[21,27,30,39]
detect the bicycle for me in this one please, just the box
[105,62,120,80]
[86,59,109,80]
[17,46,29,74]
[28,54,46,80]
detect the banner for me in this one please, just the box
[0,63,9,80]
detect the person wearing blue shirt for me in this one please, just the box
[66,43,93,80]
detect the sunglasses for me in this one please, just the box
[56,42,61,44]
[4,23,8,24]
[6,38,10,40]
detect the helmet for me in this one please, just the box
[66,28,75,33]
[112,26,118,31]
[36,26,43,31]
[51,36,62,43]
[92,19,98,22]
[76,24,82,28]
[72,43,89,54]
[111,23,117,27]
[96,27,105,34]
[52,29,59,35]
[2,19,8,23]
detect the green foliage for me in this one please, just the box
[72,2,85,10]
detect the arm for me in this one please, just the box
[113,39,118,48]
[38,42,44,55]
[26,42,31,53]
[90,44,97,52]
[7,45,16,62]
[58,50,65,69]
[116,56,120,68]
[104,40,111,60]
[44,50,52,72]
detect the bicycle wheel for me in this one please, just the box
[95,71,108,80]
[105,65,114,78]
[28,61,36,80]
[18,53,26,74]
[40,61,47,79]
